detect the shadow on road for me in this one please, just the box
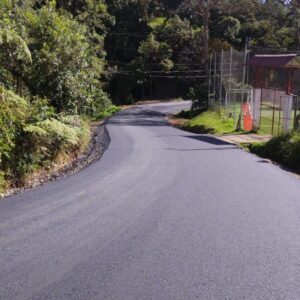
[257,159,270,164]
[166,147,237,151]
[108,109,169,127]
[182,135,234,146]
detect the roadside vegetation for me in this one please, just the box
[93,105,122,121]
[2,0,300,192]
[0,86,91,193]
[248,131,300,172]
[177,110,236,134]
[0,1,114,193]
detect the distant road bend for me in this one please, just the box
[1,101,300,299]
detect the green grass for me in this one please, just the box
[93,105,121,121]
[258,106,283,135]
[183,110,236,134]
[257,106,298,136]
[248,130,300,172]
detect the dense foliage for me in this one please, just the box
[0,0,110,190]
[1,0,300,189]
[105,0,300,103]
[0,86,90,190]
[2,0,300,109]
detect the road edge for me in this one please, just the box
[2,119,111,199]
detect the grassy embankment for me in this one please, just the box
[174,109,236,134]
[174,109,300,171]
[248,130,300,172]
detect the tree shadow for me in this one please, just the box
[182,135,234,146]
[166,146,237,151]
[108,109,169,127]
[256,159,270,163]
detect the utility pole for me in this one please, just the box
[219,50,224,104]
[226,47,233,108]
[208,54,213,107]
[213,52,217,103]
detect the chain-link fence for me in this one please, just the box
[208,47,300,135]
[259,88,294,135]
[208,48,249,129]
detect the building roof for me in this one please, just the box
[249,54,300,69]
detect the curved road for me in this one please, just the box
[1,102,300,299]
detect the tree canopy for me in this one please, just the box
[0,0,300,105]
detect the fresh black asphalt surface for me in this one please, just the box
[1,102,300,299]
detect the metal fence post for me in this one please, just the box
[208,54,213,106]
[220,50,224,104]
[213,52,217,102]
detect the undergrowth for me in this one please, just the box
[249,130,300,171]
[0,87,91,193]
[94,105,121,121]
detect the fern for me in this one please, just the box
[0,28,32,63]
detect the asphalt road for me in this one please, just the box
[1,102,300,299]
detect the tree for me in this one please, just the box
[155,15,194,51]
[0,0,32,93]
[23,2,109,113]
[212,16,241,46]
[287,0,300,49]
[136,33,173,71]
[181,0,220,74]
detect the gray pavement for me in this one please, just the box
[1,101,300,299]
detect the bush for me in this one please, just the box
[107,105,121,114]
[175,109,198,119]
[0,86,28,168]
[0,171,7,194]
[188,82,209,113]
[23,3,110,114]
[24,116,90,163]
[249,131,300,171]
[94,105,121,120]
[0,87,91,188]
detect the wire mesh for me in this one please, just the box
[209,47,300,134]
[209,48,249,129]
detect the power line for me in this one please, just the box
[122,48,202,54]
[112,71,207,78]
[113,74,206,78]
[149,75,207,78]
[106,61,204,66]
[111,70,206,75]
[148,70,205,73]
[111,70,206,74]
[106,32,150,36]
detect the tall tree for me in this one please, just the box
[181,0,220,74]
